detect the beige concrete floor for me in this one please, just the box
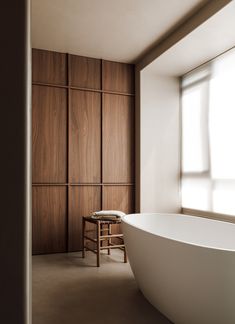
[33,250,171,324]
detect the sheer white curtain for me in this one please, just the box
[181,48,235,215]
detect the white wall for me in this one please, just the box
[140,70,180,213]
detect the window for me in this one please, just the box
[181,47,235,216]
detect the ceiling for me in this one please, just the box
[144,1,235,76]
[32,0,206,63]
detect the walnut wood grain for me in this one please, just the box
[102,185,135,242]
[103,186,134,213]
[32,49,135,254]
[32,186,67,254]
[69,55,101,89]
[103,94,134,183]
[69,186,101,251]
[69,90,101,183]
[102,61,135,94]
[32,49,67,85]
[32,85,67,183]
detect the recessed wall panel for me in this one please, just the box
[69,90,101,183]
[103,185,135,241]
[32,186,67,254]
[102,61,135,94]
[103,94,134,183]
[32,85,67,183]
[103,186,134,213]
[69,55,101,89]
[69,186,101,251]
[32,49,67,85]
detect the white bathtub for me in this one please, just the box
[122,213,235,324]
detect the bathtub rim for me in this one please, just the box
[122,212,235,253]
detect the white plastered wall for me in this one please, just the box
[140,69,181,213]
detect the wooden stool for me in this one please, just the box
[82,216,127,267]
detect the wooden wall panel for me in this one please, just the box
[103,186,134,214]
[32,186,67,254]
[103,94,134,183]
[32,49,67,85]
[69,55,101,89]
[69,186,101,251]
[32,49,135,254]
[103,185,134,241]
[69,90,101,183]
[32,85,67,183]
[102,61,135,94]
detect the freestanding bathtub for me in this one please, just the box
[122,213,235,324]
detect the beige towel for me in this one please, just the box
[92,210,125,218]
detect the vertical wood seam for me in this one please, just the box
[66,53,70,252]
[101,59,103,210]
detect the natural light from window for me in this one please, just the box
[181,47,235,216]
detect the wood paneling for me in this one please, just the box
[32,49,67,85]
[103,186,134,241]
[32,49,135,254]
[69,55,101,89]
[69,90,101,183]
[32,186,67,254]
[103,94,134,183]
[69,186,101,251]
[103,186,134,214]
[32,85,67,183]
[102,61,135,94]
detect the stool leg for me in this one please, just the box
[97,221,100,267]
[108,224,111,255]
[100,223,103,250]
[124,241,127,263]
[82,217,85,258]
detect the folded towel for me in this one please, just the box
[91,215,121,221]
[92,210,126,218]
